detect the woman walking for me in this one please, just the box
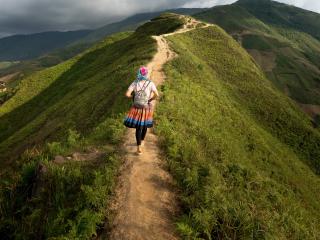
[124,66,159,154]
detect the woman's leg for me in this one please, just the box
[141,126,148,142]
[136,127,143,146]
[135,127,144,154]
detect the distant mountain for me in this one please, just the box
[195,0,320,119]
[0,8,205,63]
[0,30,92,61]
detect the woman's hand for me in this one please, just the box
[148,96,157,103]
[125,89,133,98]
[148,90,159,103]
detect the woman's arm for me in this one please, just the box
[125,89,134,98]
[126,82,135,98]
[148,89,159,103]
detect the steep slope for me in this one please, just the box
[237,0,320,40]
[157,22,320,238]
[194,0,320,120]
[1,26,156,164]
[0,30,92,61]
[0,11,188,167]
[0,14,184,239]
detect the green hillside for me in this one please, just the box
[0,14,184,239]
[237,0,320,40]
[1,12,320,239]
[194,0,320,120]
[157,24,320,238]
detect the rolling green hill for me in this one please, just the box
[237,0,320,40]
[156,23,320,239]
[0,12,319,239]
[194,0,320,121]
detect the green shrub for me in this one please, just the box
[315,114,320,128]
[89,116,125,144]
[67,129,81,148]
[0,152,120,239]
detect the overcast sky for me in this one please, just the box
[0,0,319,38]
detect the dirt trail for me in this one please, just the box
[100,17,206,240]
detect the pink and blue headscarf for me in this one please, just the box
[136,66,148,82]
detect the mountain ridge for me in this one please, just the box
[195,0,320,120]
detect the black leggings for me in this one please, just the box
[136,126,148,146]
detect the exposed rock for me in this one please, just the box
[53,155,66,164]
[72,151,105,161]
[53,150,105,165]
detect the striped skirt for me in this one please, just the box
[124,105,154,128]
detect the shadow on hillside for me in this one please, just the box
[0,35,136,164]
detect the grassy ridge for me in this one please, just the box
[2,11,320,239]
[194,2,320,109]
[0,13,185,239]
[157,25,320,238]
[237,0,320,41]
[194,5,275,35]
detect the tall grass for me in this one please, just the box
[0,127,120,239]
[156,25,320,239]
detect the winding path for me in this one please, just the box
[100,17,205,240]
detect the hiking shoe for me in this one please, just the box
[137,146,142,155]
